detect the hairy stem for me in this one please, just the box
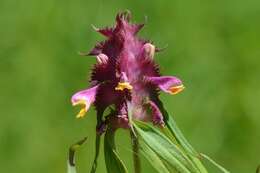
[130,130,141,173]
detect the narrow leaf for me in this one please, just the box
[67,137,87,173]
[135,121,199,169]
[67,162,77,173]
[154,99,198,156]
[164,114,208,173]
[256,165,260,173]
[104,129,128,173]
[134,121,194,173]
[130,131,141,173]
[139,140,171,173]
[166,115,198,156]
[200,153,230,173]
[90,134,101,173]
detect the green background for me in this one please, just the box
[1,0,259,172]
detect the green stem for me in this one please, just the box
[130,130,141,173]
[90,134,101,173]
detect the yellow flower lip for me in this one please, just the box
[72,100,88,118]
[168,84,185,95]
[115,82,133,91]
[76,108,87,118]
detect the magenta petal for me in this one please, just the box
[71,85,99,117]
[147,76,184,95]
[149,101,164,126]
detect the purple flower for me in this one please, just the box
[146,76,184,95]
[71,12,184,130]
[71,85,99,118]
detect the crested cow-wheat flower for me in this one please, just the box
[69,11,230,173]
[71,12,184,131]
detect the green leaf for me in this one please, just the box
[90,134,101,173]
[139,140,171,173]
[67,163,77,173]
[165,116,208,172]
[134,121,197,173]
[104,129,128,173]
[154,99,198,157]
[67,137,87,173]
[257,165,260,173]
[200,153,230,173]
[165,114,198,157]
[163,113,209,173]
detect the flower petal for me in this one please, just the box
[149,101,164,126]
[71,85,99,118]
[147,76,184,95]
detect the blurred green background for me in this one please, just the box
[1,0,260,172]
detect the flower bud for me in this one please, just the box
[143,43,155,59]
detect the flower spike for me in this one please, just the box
[72,11,184,128]
[69,11,220,173]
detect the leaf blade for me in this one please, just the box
[139,140,171,173]
[67,137,87,173]
[90,134,101,173]
[200,153,230,173]
[133,121,194,173]
[104,129,128,173]
[166,115,198,156]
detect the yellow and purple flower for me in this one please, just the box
[71,12,184,132]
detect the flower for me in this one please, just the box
[71,11,184,131]
[71,85,99,118]
[146,76,185,95]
